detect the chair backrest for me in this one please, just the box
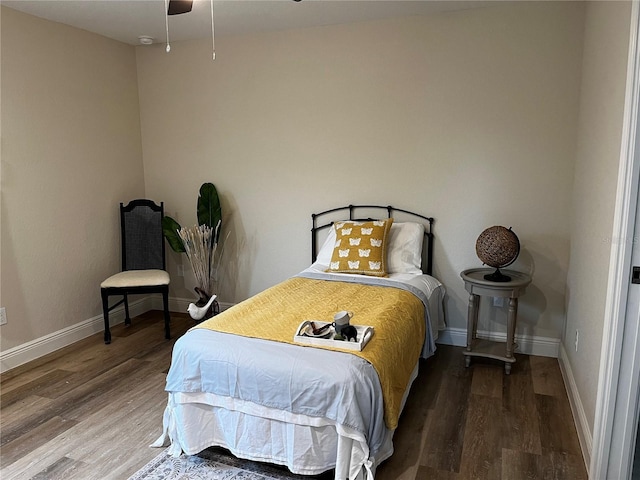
[120,199,166,271]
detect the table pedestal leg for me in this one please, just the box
[466,294,480,350]
[465,294,479,368]
[505,297,518,374]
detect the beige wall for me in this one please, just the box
[565,1,632,435]
[137,2,585,340]
[0,7,145,351]
[0,0,635,463]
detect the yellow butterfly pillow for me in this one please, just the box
[327,219,393,276]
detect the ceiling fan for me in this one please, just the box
[167,0,193,16]
[163,0,200,55]
[168,0,301,15]
[163,0,301,58]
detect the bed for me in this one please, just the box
[153,205,446,480]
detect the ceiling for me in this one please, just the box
[1,0,491,46]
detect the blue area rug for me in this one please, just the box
[129,447,332,480]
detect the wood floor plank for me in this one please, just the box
[530,356,566,398]
[0,312,193,479]
[63,373,169,479]
[0,345,81,387]
[415,465,460,479]
[0,365,60,395]
[458,393,503,479]
[501,448,546,480]
[37,366,126,400]
[470,364,503,398]
[501,355,542,455]
[535,393,583,457]
[376,359,437,480]
[414,346,448,410]
[419,347,472,473]
[51,323,172,375]
[30,456,89,480]
[1,358,151,451]
[1,415,79,466]
[0,394,52,431]
[133,333,185,365]
[35,313,180,379]
[1,374,167,480]
[502,448,588,480]
[546,451,588,479]
[1,369,75,407]
[57,358,159,423]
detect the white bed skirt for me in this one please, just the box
[153,362,420,480]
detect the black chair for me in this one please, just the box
[100,199,171,344]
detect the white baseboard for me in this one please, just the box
[1,296,236,374]
[558,344,592,471]
[0,295,233,373]
[151,297,234,314]
[0,297,153,374]
[436,327,560,358]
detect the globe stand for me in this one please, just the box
[484,267,512,282]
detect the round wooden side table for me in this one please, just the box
[460,268,532,374]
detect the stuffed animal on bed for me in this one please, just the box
[341,325,358,342]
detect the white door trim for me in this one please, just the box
[591,2,640,477]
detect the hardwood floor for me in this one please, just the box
[377,346,587,480]
[0,311,587,480]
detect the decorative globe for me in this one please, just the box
[475,226,520,282]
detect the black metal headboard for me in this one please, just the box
[311,205,435,276]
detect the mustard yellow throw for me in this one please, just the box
[194,276,425,429]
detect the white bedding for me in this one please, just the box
[153,270,445,479]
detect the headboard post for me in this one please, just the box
[311,213,318,264]
[426,228,434,277]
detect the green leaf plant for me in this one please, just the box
[162,183,224,320]
[162,183,222,252]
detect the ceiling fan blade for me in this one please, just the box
[167,0,193,16]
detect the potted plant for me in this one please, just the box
[162,182,224,321]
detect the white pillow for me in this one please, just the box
[316,221,424,274]
[315,227,337,266]
[387,222,424,274]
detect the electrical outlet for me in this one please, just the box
[493,297,504,307]
[575,329,579,352]
[177,264,184,277]
[0,307,6,326]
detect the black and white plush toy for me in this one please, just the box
[341,325,358,342]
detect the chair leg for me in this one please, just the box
[163,291,171,340]
[101,290,111,345]
[124,293,131,326]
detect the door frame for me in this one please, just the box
[591,2,640,478]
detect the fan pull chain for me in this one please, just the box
[164,0,171,53]
[210,0,216,60]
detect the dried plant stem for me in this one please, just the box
[178,221,223,297]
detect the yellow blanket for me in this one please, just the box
[194,276,425,429]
